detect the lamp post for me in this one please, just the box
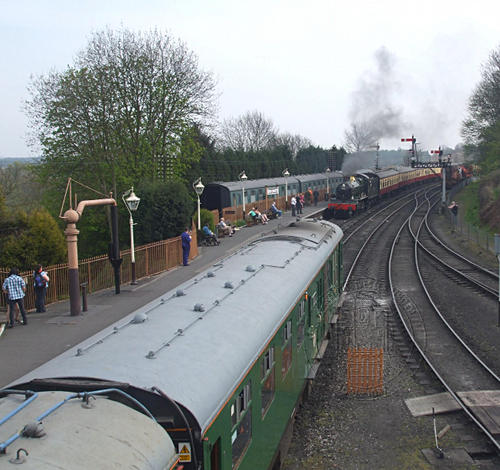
[325,167,331,199]
[283,168,290,210]
[239,170,248,219]
[193,178,205,230]
[122,187,141,285]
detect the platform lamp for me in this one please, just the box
[239,170,248,219]
[283,168,290,210]
[122,187,141,285]
[495,234,500,327]
[193,178,205,231]
[325,167,331,199]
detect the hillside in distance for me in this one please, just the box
[0,157,39,168]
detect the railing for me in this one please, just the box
[218,190,328,224]
[1,229,198,313]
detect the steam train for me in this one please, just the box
[324,164,469,218]
[1,219,343,470]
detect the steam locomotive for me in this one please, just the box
[324,166,444,218]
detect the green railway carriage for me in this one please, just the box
[6,219,343,470]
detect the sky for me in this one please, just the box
[1,0,499,158]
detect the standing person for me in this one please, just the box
[306,188,313,205]
[448,201,459,232]
[291,195,297,216]
[296,194,303,215]
[2,268,28,327]
[299,193,305,213]
[181,228,192,266]
[313,189,319,206]
[33,264,50,312]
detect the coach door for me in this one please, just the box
[209,438,221,470]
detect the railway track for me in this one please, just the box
[418,195,499,297]
[284,184,500,469]
[389,188,500,459]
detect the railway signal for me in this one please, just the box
[412,148,452,212]
[401,135,417,165]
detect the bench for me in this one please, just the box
[266,209,278,220]
[246,215,262,226]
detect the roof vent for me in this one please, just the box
[131,312,148,324]
[224,281,234,289]
[176,289,185,297]
[194,303,205,312]
[22,422,46,438]
[207,271,215,277]
[246,265,256,272]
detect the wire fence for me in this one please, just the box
[447,179,497,256]
[1,229,198,313]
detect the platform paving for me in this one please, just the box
[0,202,327,387]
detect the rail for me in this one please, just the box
[0,229,198,313]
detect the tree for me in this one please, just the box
[272,133,312,159]
[218,111,277,152]
[462,45,500,148]
[0,162,44,212]
[26,27,217,199]
[0,208,66,269]
[343,122,378,153]
[133,181,194,244]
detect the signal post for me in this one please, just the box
[410,146,451,213]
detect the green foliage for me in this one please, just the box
[193,208,216,231]
[456,181,482,227]
[133,181,194,244]
[477,121,500,173]
[193,208,216,240]
[0,208,66,270]
[462,45,500,173]
[0,161,45,213]
[26,27,216,204]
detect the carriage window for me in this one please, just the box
[231,382,252,468]
[261,347,275,415]
[282,320,292,377]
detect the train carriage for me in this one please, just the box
[3,219,343,470]
[201,172,344,215]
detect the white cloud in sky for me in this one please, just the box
[0,0,498,157]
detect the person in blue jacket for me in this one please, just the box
[181,228,192,266]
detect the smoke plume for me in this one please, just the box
[343,47,407,172]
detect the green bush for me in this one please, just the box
[0,208,67,270]
[134,181,195,244]
[194,208,216,239]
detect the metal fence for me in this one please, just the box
[447,179,497,255]
[1,230,198,313]
[447,211,497,255]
